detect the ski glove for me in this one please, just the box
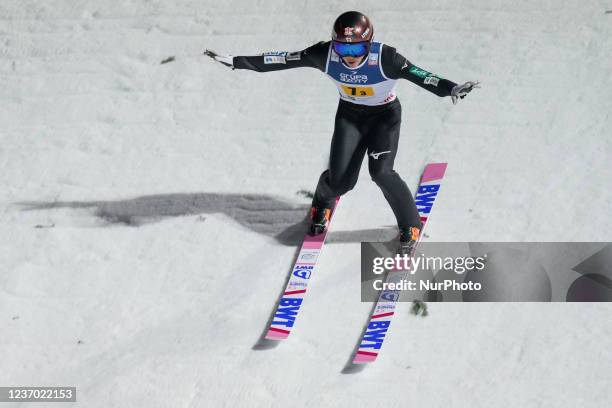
[204,49,234,68]
[451,81,480,104]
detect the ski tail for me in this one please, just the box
[264,196,340,340]
[352,162,448,364]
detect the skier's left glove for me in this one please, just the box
[204,49,234,68]
[451,81,480,104]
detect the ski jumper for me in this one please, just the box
[233,41,457,230]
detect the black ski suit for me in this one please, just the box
[233,41,457,230]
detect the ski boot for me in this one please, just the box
[398,226,420,255]
[309,205,332,236]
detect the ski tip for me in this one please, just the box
[265,328,290,340]
[421,163,447,182]
[425,162,448,168]
[353,350,378,364]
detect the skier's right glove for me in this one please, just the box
[204,49,234,68]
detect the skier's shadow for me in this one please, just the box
[19,192,397,367]
[17,192,395,245]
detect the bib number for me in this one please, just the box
[340,85,374,97]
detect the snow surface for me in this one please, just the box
[1,0,611,407]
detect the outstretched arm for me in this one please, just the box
[381,44,479,102]
[205,41,330,72]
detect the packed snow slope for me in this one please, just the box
[1,0,611,407]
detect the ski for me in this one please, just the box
[352,162,448,364]
[265,197,340,340]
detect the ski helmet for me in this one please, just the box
[332,11,373,43]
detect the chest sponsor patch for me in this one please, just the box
[339,71,368,84]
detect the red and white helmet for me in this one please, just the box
[331,11,374,43]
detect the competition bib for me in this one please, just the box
[325,42,397,106]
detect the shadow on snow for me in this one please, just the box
[17,192,397,246]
